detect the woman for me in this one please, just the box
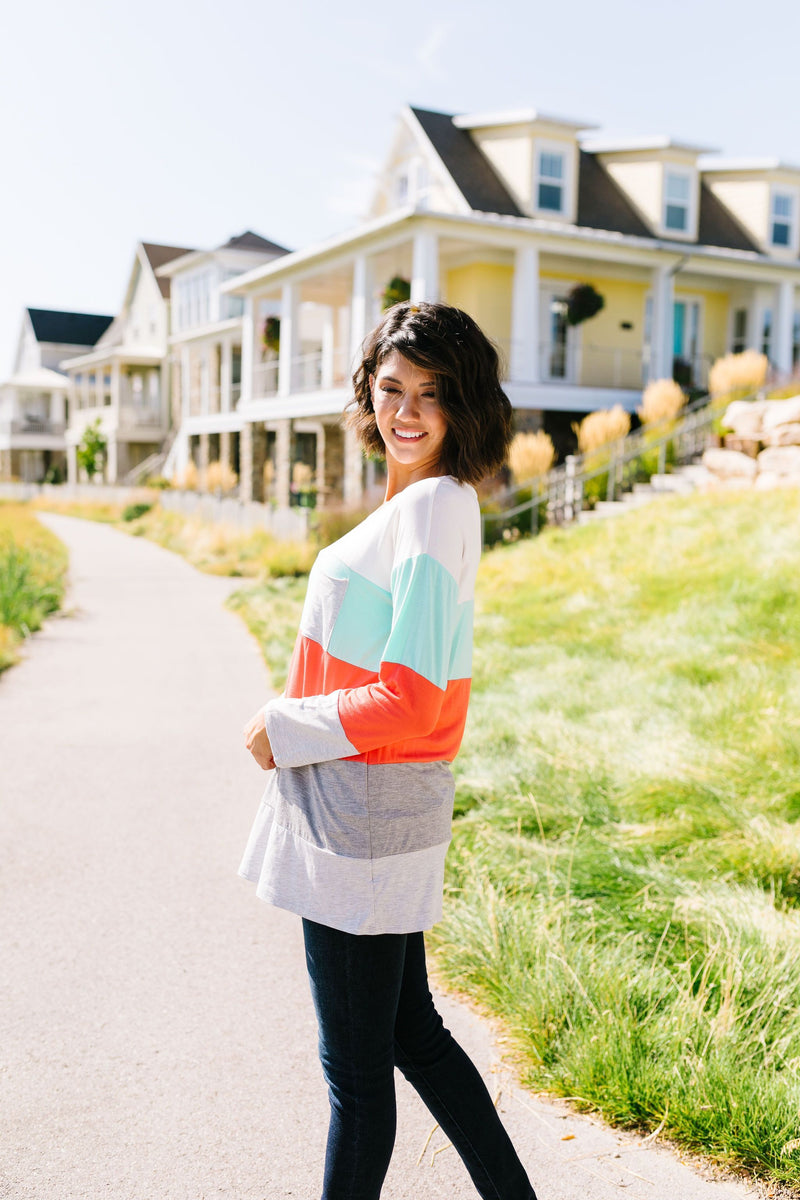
[241,301,537,1200]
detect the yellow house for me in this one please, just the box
[219,106,800,505]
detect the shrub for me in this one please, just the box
[206,460,238,494]
[176,461,198,491]
[76,418,107,480]
[310,505,372,547]
[122,502,153,523]
[573,406,630,453]
[145,475,172,490]
[508,431,555,482]
[638,378,686,425]
[709,350,768,397]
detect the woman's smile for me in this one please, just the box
[370,351,448,494]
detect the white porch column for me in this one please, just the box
[240,295,254,405]
[321,306,336,389]
[278,283,299,398]
[180,347,191,418]
[650,264,675,381]
[275,418,291,507]
[410,231,439,303]
[221,338,233,412]
[350,255,374,369]
[343,424,364,506]
[774,279,795,376]
[510,244,540,383]
[111,363,121,413]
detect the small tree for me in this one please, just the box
[567,283,605,326]
[76,419,107,481]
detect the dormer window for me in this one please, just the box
[536,148,565,213]
[664,170,691,233]
[771,190,795,247]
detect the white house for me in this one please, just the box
[0,308,113,482]
[60,242,191,483]
[155,231,290,489]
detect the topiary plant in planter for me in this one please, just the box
[567,283,605,326]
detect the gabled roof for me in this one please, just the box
[141,242,194,297]
[576,152,652,237]
[409,107,524,217]
[217,230,290,255]
[697,184,760,253]
[27,308,114,346]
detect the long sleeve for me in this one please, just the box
[263,477,479,769]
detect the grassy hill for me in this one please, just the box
[433,487,800,1189]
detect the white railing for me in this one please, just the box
[499,339,715,391]
[118,406,164,429]
[2,418,65,436]
[251,349,350,400]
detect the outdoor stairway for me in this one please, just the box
[578,461,714,523]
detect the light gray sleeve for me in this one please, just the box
[263,692,359,768]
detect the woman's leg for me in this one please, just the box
[394,933,537,1200]
[302,918,408,1200]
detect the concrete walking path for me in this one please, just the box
[0,513,757,1200]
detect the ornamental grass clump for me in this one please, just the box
[0,505,67,672]
[637,378,686,425]
[573,406,630,453]
[709,350,768,398]
[508,431,555,482]
[176,461,198,491]
[206,460,238,494]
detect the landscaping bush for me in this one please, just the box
[0,505,67,671]
[122,502,153,522]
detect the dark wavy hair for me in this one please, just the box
[347,301,513,485]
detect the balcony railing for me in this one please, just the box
[499,339,714,391]
[118,406,164,429]
[1,418,65,437]
[252,349,350,400]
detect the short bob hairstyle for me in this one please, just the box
[348,301,513,486]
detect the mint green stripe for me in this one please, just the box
[326,561,392,672]
[384,554,460,689]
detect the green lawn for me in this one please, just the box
[0,504,68,672]
[232,486,800,1188]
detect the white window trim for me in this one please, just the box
[661,166,697,240]
[769,185,799,254]
[532,139,573,219]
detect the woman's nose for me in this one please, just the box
[396,390,421,418]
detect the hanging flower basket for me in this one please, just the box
[262,317,281,354]
[567,283,605,326]
[382,276,411,311]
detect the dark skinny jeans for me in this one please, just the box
[302,918,537,1200]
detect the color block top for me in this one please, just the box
[239,474,481,934]
[263,474,481,768]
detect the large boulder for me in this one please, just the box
[722,398,768,436]
[757,445,800,476]
[761,394,800,430]
[702,447,759,479]
[761,424,800,447]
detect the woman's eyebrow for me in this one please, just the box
[380,374,437,387]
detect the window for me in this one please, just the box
[771,191,794,248]
[536,150,565,212]
[732,308,748,354]
[395,171,409,205]
[793,311,800,367]
[664,171,691,233]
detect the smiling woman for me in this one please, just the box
[239,302,531,1199]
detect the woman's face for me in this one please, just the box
[370,351,448,483]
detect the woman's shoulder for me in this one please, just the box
[392,476,481,573]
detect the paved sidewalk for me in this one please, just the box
[0,514,757,1200]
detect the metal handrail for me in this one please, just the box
[481,388,756,545]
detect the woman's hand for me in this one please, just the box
[243,708,276,771]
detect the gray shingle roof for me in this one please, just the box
[410,107,524,217]
[27,308,114,346]
[576,151,653,237]
[697,183,760,253]
[218,230,291,255]
[141,242,195,298]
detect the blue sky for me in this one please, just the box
[2,0,799,373]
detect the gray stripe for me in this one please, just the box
[259,759,454,859]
